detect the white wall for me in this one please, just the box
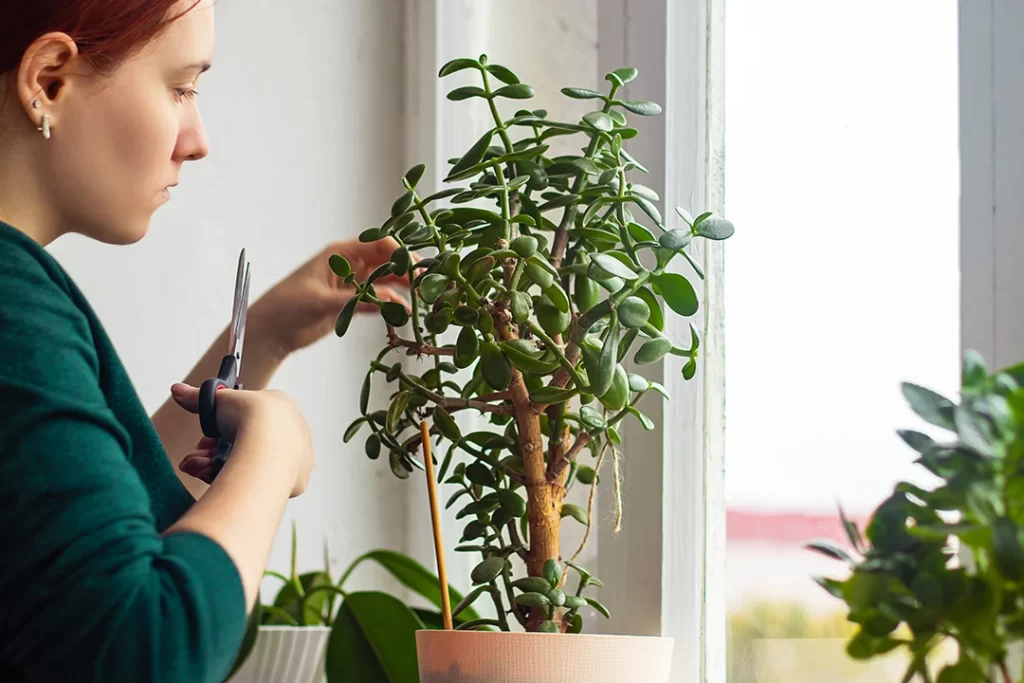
[48,0,411,596]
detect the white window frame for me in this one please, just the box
[593,2,726,683]
[959,0,1023,369]
[402,1,728,680]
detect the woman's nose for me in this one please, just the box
[174,117,210,162]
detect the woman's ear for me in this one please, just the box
[15,32,81,131]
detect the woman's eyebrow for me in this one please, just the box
[179,61,212,76]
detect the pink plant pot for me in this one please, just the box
[416,629,674,683]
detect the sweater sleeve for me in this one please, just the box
[0,261,246,682]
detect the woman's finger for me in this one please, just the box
[372,236,402,261]
[171,383,201,413]
[180,452,216,483]
[195,436,218,450]
[180,450,216,468]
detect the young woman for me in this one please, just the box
[0,1,409,680]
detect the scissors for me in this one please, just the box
[199,248,251,480]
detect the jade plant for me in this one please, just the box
[810,351,1024,682]
[333,55,733,633]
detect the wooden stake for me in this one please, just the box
[421,421,453,630]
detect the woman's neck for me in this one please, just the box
[0,148,62,247]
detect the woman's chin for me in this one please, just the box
[98,217,153,246]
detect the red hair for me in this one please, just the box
[0,1,202,78]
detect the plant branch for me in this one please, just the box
[548,432,592,482]
[528,321,587,389]
[480,69,515,155]
[458,440,528,486]
[506,519,529,561]
[488,586,511,632]
[489,530,528,628]
[616,169,642,268]
[500,469,528,487]
[387,326,454,356]
[433,394,513,415]
[550,85,619,267]
[546,271,653,391]
[370,362,514,415]
[999,659,1012,683]
[405,271,426,345]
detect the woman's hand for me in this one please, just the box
[248,238,412,361]
[153,239,401,501]
[169,383,314,497]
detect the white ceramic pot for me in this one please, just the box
[227,626,331,683]
[415,630,674,683]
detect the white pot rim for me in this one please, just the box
[255,625,332,632]
[416,629,672,643]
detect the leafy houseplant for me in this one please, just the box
[810,351,1024,683]
[332,53,733,641]
[226,525,475,683]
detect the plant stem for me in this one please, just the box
[387,327,454,356]
[336,553,367,589]
[509,258,526,291]
[999,659,1012,683]
[489,529,526,628]
[528,322,587,389]
[506,519,529,562]
[480,69,515,155]
[616,169,642,267]
[411,189,441,244]
[369,362,514,415]
[550,84,619,267]
[495,164,513,241]
[407,270,425,345]
[548,432,592,481]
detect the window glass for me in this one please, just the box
[723,2,960,680]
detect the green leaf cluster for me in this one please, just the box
[811,351,1024,682]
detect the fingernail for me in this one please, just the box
[171,383,188,397]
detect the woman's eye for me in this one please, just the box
[174,88,199,102]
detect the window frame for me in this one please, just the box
[593,2,727,682]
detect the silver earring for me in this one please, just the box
[38,114,50,139]
[32,100,41,109]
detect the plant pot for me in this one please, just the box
[227,626,331,683]
[415,630,674,683]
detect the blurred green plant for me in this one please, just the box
[332,54,733,634]
[225,523,471,683]
[810,350,1024,682]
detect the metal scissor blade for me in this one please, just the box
[233,263,251,380]
[228,249,247,358]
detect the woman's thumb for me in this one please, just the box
[171,383,200,413]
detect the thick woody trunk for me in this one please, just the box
[494,308,565,631]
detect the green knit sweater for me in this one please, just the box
[0,221,246,682]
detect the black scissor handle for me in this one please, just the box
[199,377,229,438]
[209,439,233,480]
[199,355,238,439]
